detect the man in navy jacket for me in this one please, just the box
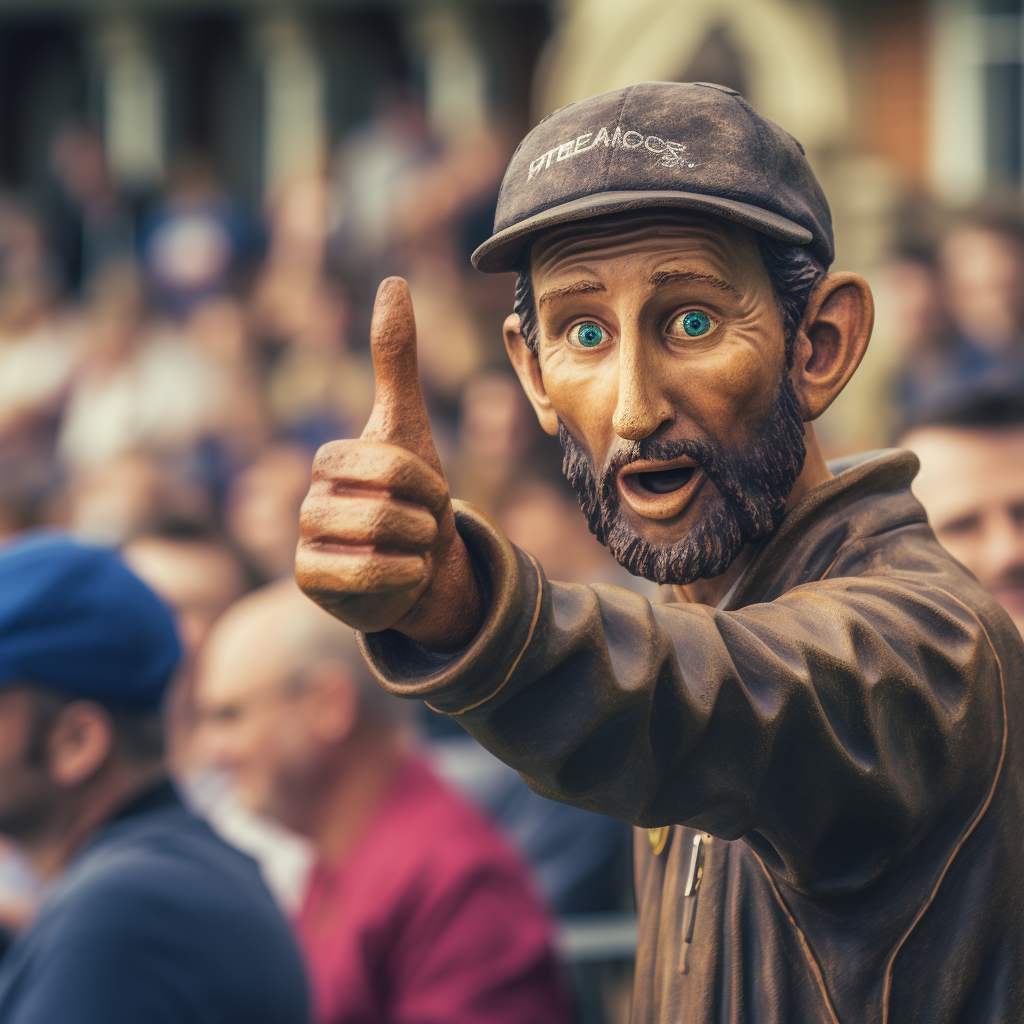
[0,533,309,1024]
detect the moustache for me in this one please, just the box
[600,435,743,511]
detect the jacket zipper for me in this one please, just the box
[680,832,711,974]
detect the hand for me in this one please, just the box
[295,277,482,649]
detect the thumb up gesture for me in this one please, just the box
[296,278,481,649]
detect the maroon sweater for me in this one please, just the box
[294,757,573,1024]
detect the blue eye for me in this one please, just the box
[678,310,712,337]
[572,321,605,347]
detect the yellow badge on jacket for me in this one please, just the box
[648,826,670,855]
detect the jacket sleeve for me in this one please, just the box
[360,503,1007,891]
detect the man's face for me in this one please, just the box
[195,627,319,832]
[904,425,1024,635]
[528,211,806,584]
[0,688,59,844]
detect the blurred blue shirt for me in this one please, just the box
[0,781,309,1024]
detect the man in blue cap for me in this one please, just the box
[0,532,309,1023]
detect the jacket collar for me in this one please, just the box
[725,449,925,610]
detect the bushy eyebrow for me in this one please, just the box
[648,269,739,296]
[537,280,606,309]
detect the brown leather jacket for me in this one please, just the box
[360,450,1024,1024]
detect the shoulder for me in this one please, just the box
[378,763,546,920]
[8,807,308,1018]
[41,806,290,950]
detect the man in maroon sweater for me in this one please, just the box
[196,580,572,1024]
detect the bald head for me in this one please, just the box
[195,580,407,830]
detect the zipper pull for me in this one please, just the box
[680,832,711,974]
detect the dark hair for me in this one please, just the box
[899,383,1024,440]
[513,227,826,365]
[26,685,165,768]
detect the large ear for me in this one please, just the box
[504,313,560,436]
[790,271,874,421]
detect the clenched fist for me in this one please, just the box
[295,277,482,649]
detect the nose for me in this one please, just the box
[611,333,673,441]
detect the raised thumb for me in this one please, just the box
[361,277,443,476]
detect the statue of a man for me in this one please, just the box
[296,83,1024,1022]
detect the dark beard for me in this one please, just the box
[559,368,807,585]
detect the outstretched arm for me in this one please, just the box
[360,506,1006,893]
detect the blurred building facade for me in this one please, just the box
[0,0,1016,261]
[0,2,547,209]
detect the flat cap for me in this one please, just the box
[472,81,834,273]
[0,532,181,711]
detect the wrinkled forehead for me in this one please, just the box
[529,209,766,286]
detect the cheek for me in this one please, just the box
[673,332,783,441]
[540,349,619,458]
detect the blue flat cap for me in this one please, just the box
[0,533,181,711]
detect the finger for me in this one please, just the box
[310,440,449,517]
[361,277,443,476]
[300,493,439,551]
[295,544,429,595]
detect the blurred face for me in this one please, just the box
[940,226,1024,349]
[195,625,320,831]
[226,447,312,581]
[0,688,58,844]
[527,212,806,584]
[123,539,246,657]
[459,373,532,464]
[905,425,1024,634]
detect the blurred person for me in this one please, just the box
[56,263,222,473]
[940,219,1024,356]
[225,442,313,583]
[901,218,1024,418]
[822,255,946,453]
[122,523,249,659]
[264,281,374,449]
[62,451,211,548]
[899,388,1024,636]
[195,579,573,1024]
[330,88,432,271]
[123,521,250,772]
[449,369,537,513]
[0,534,309,1023]
[0,204,82,449]
[184,297,269,479]
[138,155,259,317]
[46,123,134,293]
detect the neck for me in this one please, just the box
[23,762,167,881]
[301,727,409,865]
[673,424,832,607]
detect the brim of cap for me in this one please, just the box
[471,190,814,273]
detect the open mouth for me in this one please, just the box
[617,457,705,520]
[633,465,697,495]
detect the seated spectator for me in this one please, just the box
[195,580,573,1024]
[0,534,309,1023]
[899,387,1024,637]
